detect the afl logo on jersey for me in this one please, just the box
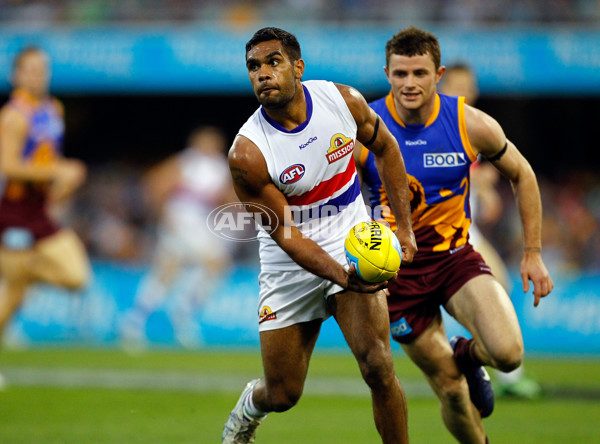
[279,164,306,184]
[327,133,355,164]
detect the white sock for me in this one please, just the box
[243,389,267,418]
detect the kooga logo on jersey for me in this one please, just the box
[405,139,427,146]
[423,152,467,167]
[299,136,317,149]
[279,164,306,184]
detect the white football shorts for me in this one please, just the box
[257,251,347,332]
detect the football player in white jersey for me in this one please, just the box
[121,126,234,349]
[221,27,417,444]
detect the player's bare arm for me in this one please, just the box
[229,135,387,293]
[337,83,417,263]
[465,104,554,305]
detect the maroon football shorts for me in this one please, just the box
[387,243,492,344]
[0,196,58,248]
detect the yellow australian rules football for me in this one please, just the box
[344,220,402,283]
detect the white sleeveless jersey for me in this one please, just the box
[238,80,370,271]
[164,148,230,221]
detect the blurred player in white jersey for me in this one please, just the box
[441,63,542,399]
[121,126,234,349]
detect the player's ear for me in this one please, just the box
[436,65,446,84]
[294,58,305,80]
[384,65,395,87]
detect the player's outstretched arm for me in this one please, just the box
[465,105,554,306]
[228,135,387,293]
[337,83,416,264]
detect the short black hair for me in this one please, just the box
[385,26,441,69]
[245,27,302,62]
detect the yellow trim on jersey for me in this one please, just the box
[359,144,370,167]
[458,96,477,162]
[424,94,440,127]
[385,92,404,127]
[13,88,41,106]
[385,92,440,128]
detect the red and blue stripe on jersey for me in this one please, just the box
[287,157,360,222]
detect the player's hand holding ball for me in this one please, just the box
[345,221,402,289]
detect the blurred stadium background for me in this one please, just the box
[0,1,599,443]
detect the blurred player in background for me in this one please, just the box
[0,47,89,383]
[120,126,234,349]
[357,27,553,443]
[222,27,416,444]
[440,63,542,400]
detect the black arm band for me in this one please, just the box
[364,115,380,147]
[485,141,508,162]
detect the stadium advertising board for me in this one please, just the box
[0,26,599,95]
[6,262,600,355]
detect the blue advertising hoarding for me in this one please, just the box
[6,261,600,355]
[0,25,599,95]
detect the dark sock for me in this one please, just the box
[453,337,484,371]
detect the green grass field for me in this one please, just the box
[1,348,599,443]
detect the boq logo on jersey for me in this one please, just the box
[327,133,355,164]
[279,164,305,184]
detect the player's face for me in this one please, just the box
[440,71,478,105]
[13,51,51,98]
[246,40,303,109]
[191,131,226,155]
[385,53,443,111]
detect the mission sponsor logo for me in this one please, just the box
[326,133,355,164]
[423,152,467,167]
[259,306,277,323]
[279,164,306,184]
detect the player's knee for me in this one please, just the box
[356,341,396,389]
[267,383,303,412]
[491,342,523,372]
